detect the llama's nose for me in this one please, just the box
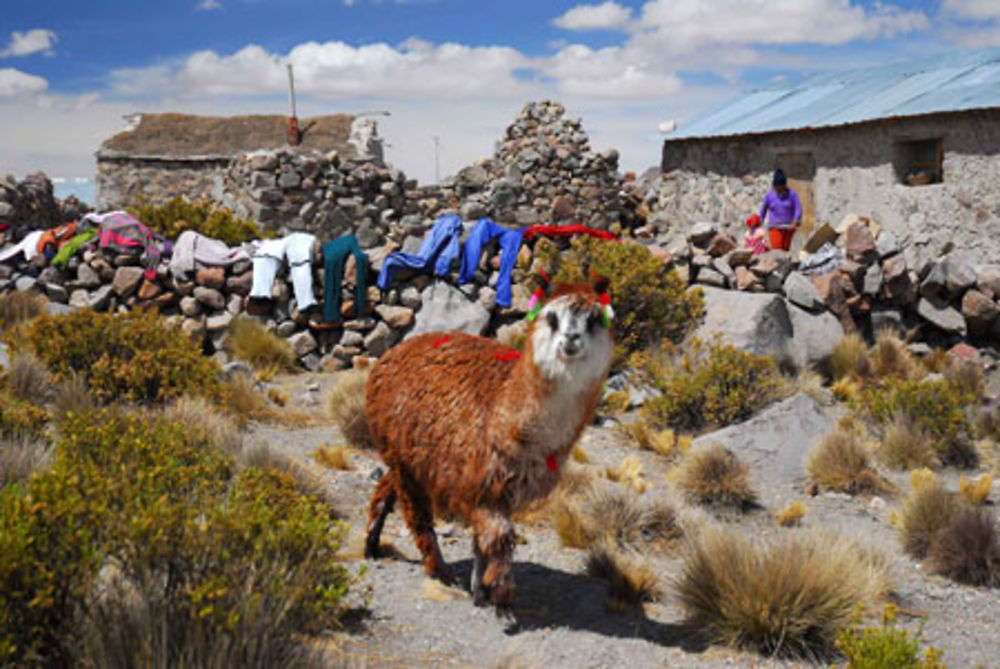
[562,333,583,356]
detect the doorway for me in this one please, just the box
[776,152,816,255]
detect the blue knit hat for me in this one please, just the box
[773,169,787,186]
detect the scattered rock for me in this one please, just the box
[408,281,491,338]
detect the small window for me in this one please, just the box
[896,138,942,186]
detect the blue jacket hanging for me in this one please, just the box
[377,214,464,290]
[457,218,523,308]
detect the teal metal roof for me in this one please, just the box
[669,48,1000,141]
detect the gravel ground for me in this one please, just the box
[246,372,1000,669]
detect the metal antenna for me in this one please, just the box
[433,135,440,184]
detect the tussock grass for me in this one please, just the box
[900,473,961,558]
[585,542,661,611]
[831,377,860,403]
[944,360,984,399]
[776,501,807,527]
[552,483,682,551]
[327,370,372,449]
[50,373,95,424]
[239,443,336,510]
[0,434,51,486]
[871,330,919,380]
[225,375,315,427]
[879,415,938,471]
[313,444,353,471]
[674,444,757,511]
[959,474,993,506]
[807,427,890,494]
[927,506,1000,587]
[163,396,242,456]
[4,352,52,402]
[228,318,297,374]
[675,527,891,659]
[626,420,690,459]
[830,333,872,381]
[605,455,647,493]
[0,291,47,332]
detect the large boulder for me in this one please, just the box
[408,281,491,338]
[917,296,967,337]
[783,271,824,311]
[786,304,844,371]
[691,392,834,492]
[693,287,792,358]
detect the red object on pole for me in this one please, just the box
[287,116,300,146]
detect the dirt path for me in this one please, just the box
[247,373,1000,669]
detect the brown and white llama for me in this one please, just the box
[364,280,614,611]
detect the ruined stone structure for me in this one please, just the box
[96,113,359,210]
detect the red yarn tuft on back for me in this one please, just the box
[432,336,452,348]
[494,350,522,362]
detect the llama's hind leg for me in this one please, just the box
[396,472,451,582]
[471,510,516,611]
[364,470,397,559]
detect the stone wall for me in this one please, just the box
[96,156,229,210]
[657,109,1000,264]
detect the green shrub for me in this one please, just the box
[6,309,221,404]
[836,604,945,668]
[553,236,703,358]
[861,378,977,467]
[0,409,352,666]
[640,338,782,433]
[128,197,267,245]
[0,394,50,439]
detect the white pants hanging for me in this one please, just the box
[285,233,318,311]
[250,256,281,299]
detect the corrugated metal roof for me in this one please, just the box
[668,48,1000,141]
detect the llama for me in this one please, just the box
[364,280,614,610]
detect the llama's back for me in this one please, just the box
[365,332,520,484]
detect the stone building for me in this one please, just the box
[95,112,357,209]
[658,48,1000,263]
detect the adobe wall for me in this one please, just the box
[658,110,1000,264]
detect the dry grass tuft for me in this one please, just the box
[0,434,51,486]
[163,396,243,456]
[831,377,860,403]
[50,373,95,424]
[420,578,470,602]
[5,352,52,402]
[605,455,647,493]
[900,475,961,559]
[327,371,372,449]
[674,444,757,511]
[878,415,938,471]
[830,333,872,381]
[807,427,890,494]
[945,360,984,398]
[959,474,993,506]
[928,506,1000,587]
[228,318,297,374]
[0,291,47,332]
[267,387,288,407]
[225,375,315,427]
[675,527,891,659]
[585,542,661,611]
[776,501,807,527]
[239,444,336,511]
[551,483,682,551]
[871,330,919,380]
[626,420,689,459]
[313,444,353,471]
[570,445,590,463]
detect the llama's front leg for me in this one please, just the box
[471,509,516,612]
[396,472,451,582]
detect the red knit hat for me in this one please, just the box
[746,213,761,228]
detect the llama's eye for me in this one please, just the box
[587,312,602,330]
[546,311,559,331]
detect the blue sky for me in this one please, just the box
[2,0,999,187]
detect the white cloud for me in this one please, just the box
[638,0,928,49]
[0,29,58,58]
[112,40,533,100]
[0,68,48,96]
[544,44,680,98]
[196,0,223,11]
[942,0,1000,21]
[553,2,633,31]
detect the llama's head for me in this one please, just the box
[528,282,614,384]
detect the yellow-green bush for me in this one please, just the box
[640,339,781,433]
[6,309,221,404]
[0,394,50,439]
[861,378,977,467]
[128,197,267,245]
[553,236,703,358]
[836,604,945,669]
[0,409,352,666]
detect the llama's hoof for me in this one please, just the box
[363,536,381,560]
[472,585,490,607]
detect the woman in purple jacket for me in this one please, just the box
[759,169,802,251]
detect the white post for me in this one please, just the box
[287,63,297,118]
